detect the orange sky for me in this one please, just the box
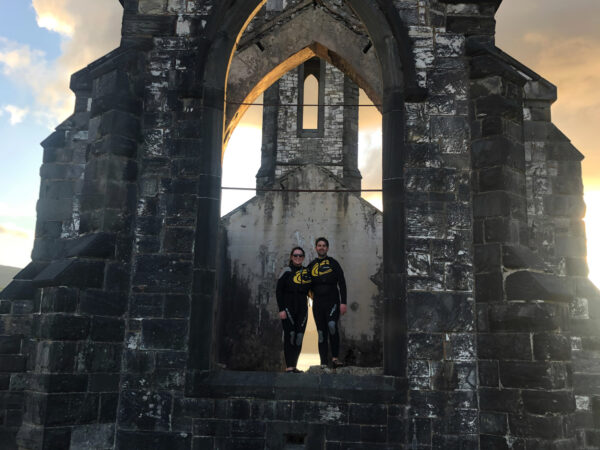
[2,0,599,270]
[496,0,600,190]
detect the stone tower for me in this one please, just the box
[1,0,600,449]
[256,58,361,191]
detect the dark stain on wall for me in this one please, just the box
[217,230,282,371]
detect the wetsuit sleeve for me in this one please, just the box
[276,275,286,312]
[336,261,347,304]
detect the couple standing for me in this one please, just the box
[275,237,347,373]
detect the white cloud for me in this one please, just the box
[33,0,76,37]
[0,1,122,128]
[0,37,50,79]
[496,1,600,188]
[1,105,29,125]
[0,201,37,218]
[0,222,33,268]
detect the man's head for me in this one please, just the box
[315,237,329,258]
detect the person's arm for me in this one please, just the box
[276,270,288,318]
[336,260,347,312]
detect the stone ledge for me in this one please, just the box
[186,370,407,404]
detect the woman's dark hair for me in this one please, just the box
[315,237,329,247]
[289,246,305,265]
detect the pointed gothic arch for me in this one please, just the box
[187,0,422,377]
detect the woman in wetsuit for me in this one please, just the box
[276,246,311,373]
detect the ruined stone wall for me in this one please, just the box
[1,0,599,448]
[273,64,349,179]
[521,72,600,449]
[219,166,383,371]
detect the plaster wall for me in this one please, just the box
[219,165,383,370]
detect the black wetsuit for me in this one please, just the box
[308,256,347,365]
[276,264,311,368]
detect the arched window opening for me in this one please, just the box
[298,58,324,136]
[194,0,412,381]
[218,59,384,372]
[303,74,319,130]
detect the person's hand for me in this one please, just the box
[279,311,287,319]
[340,304,347,315]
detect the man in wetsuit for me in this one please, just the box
[308,237,347,368]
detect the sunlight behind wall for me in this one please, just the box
[222,88,384,215]
[221,97,263,216]
[303,74,319,129]
[584,191,600,288]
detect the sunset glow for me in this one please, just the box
[0,1,599,294]
[585,191,600,287]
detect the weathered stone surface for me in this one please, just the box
[0,0,594,449]
[505,271,574,302]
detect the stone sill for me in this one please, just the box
[186,369,408,404]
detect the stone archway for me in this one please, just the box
[188,0,420,377]
[224,3,383,144]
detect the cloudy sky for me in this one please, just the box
[1,0,599,284]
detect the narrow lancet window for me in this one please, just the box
[303,74,319,130]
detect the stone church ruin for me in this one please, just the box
[1,0,600,448]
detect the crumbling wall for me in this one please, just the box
[219,165,383,370]
[1,0,599,448]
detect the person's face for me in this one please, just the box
[291,250,305,266]
[316,241,328,257]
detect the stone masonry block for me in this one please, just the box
[79,290,127,317]
[348,404,387,425]
[533,333,571,361]
[65,233,116,259]
[34,259,105,289]
[475,271,503,302]
[478,333,532,360]
[489,302,566,332]
[472,137,525,171]
[118,390,172,431]
[407,292,474,332]
[499,361,569,390]
[25,392,99,426]
[0,335,21,354]
[132,256,192,293]
[507,413,564,440]
[521,390,575,415]
[70,423,115,450]
[39,287,79,313]
[33,315,90,341]
[0,280,35,301]
[501,245,545,270]
[141,319,188,350]
[0,355,26,373]
[505,271,574,302]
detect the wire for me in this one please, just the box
[222,186,382,192]
[226,101,381,107]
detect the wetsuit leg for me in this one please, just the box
[291,302,308,367]
[312,300,330,365]
[281,316,296,368]
[327,302,341,359]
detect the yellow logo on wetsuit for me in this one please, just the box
[293,269,311,285]
[311,259,333,277]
